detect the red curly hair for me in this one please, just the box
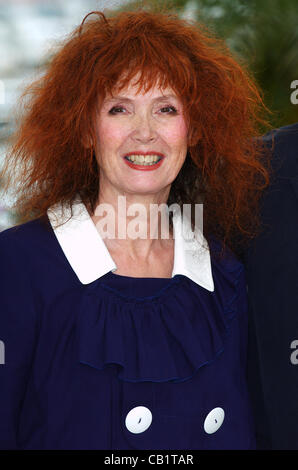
[1,4,273,258]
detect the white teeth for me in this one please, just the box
[125,154,162,164]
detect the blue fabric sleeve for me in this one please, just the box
[0,230,39,449]
[236,267,257,449]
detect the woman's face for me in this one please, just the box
[92,76,189,200]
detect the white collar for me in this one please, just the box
[47,195,214,292]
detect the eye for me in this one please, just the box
[108,106,126,115]
[160,106,177,114]
[108,105,178,115]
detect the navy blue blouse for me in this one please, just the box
[0,215,256,449]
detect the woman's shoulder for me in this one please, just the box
[206,236,247,311]
[0,217,54,274]
[0,220,48,292]
[0,214,67,259]
[0,216,77,289]
[0,215,52,246]
[207,235,245,276]
[0,217,46,263]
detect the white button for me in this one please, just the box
[204,407,225,434]
[125,406,152,434]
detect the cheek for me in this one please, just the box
[96,121,127,146]
[164,119,188,145]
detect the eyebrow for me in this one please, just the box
[104,94,178,103]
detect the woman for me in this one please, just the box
[0,7,272,449]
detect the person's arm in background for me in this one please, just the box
[0,229,39,449]
[241,123,298,450]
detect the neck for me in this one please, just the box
[89,189,174,260]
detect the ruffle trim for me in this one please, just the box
[76,242,245,383]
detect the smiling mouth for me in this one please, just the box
[124,155,163,166]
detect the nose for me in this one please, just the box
[131,113,158,142]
